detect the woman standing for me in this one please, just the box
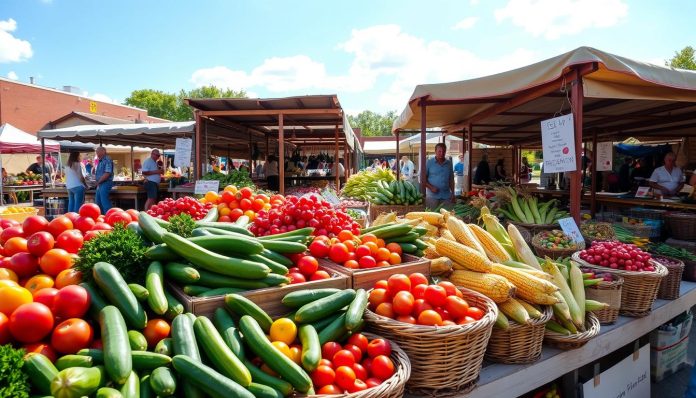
[65,152,87,213]
[494,159,508,181]
[263,155,280,192]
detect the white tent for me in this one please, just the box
[398,132,462,153]
[37,122,195,147]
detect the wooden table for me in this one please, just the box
[590,196,696,212]
[1,185,44,204]
[41,186,148,210]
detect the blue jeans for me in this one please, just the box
[95,182,113,214]
[67,185,85,213]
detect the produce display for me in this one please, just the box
[342,169,423,205]
[200,169,254,188]
[497,189,568,225]
[647,243,696,262]
[0,206,36,216]
[579,222,615,241]
[337,199,367,208]
[308,230,406,270]
[452,202,480,221]
[577,241,655,271]
[580,268,619,284]
[201,185,279,223]
[612,223,650,248]
[341,168,395,199]
[535,230,578,250]
[146,196,214,221]
[10,171,43,186]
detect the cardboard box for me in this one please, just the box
[649,312,692,348]
[649,312,693,382]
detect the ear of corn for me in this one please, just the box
[405,212,444,226]
[440,229,456,241]
[552,292,572,322]
[468,223,512,263]
[423,245,440,259]
[430,257,453,275]
[397,218,423,226]
[546,319,571,335]
[448,270,515,303]
[490,263,558,294]
[499,298,531,325]
[481,213,512,246]
[446,218,486,255]
[585,299,610,311]
[507,223,542,270]
[552,304,578,334]
[495,310,510,330]
[418,222,439,237]
[568,261,586,322]
[541,259,584,331]
[501,261,553,281]
[435,238,493,273]
[518,300,543,319]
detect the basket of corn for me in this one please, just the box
[544,312,601,350]
[532,230,585,260]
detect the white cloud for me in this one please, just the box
[495,0,628,39]
[91,93,115,103]
[0,19,33,63]
[452,17,479,30]
[6,71,18,80]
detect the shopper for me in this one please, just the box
[94,146,114,213]
[142,149,164,211]
[494,159,507,181]
[400,156,415,180]
[65,152,87,213]
[649,152,684,197]
[473,154,491,185]
[263,155,280,191]
[454,154,465,195]
[520,157,532,182]
[425,143,454,209]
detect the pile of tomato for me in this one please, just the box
[251,195,359,238]
[308,232,402,269]
[201,185,279,223]
[578,241,655,272]
[285,254,332,284]
[148,196,214,221]
[368,273,485,326]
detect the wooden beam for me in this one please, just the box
[467,124,473,189]
[420,105,427,196]
[195,111,201,179]
[570,70,584,224]
[423,98,509,106]
[498,99,625,132]
[395,130,400,179]
[584,102,696,129]
[590,131,598,216]
[200,109,342,117]
[279,114,284,195]
[335,125,340,190]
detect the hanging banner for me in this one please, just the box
[174,138,192,168]
[541,114,576,173]
[596,141,613,171]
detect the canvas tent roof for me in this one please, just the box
[393,46,696,146]
[37,122,195,147]
[0,123,60,153]
[363,140,397,155]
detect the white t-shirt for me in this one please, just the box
[65,163,86,189]
[649,166,684,194]
[334,163,345,176]
[142,157,161,183]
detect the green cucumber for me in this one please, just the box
[299,324,321,372]
[76,348,104,363]
[384,232,419,243]
[248,254,289,275]
[119,371,139,398]
[196,269,271,289]
[97,387,123,398]
[150,367,177,397]
[345,289,368,330]
[154,338,173,356]
[413,239,428,250]
[201,207,219,222]
[23,353,58,395]
[55,354,94,370]
[238,316,312,393]
[213,307,245,359]
[93,262,147,329]
[248,382,284,398]
[171,314,201,361]
[281,288,342,308]
[317,313,348,344]
[131,351,172,371]
[243,359,293,397]
[163,289,184,319]
[261,273,290,286]
[309,311,344,332]
[256,227,313,240]
[144,244,178,262]
[99,306,132,384]
[127,283,149,302]
[295,289,356,324]
[172,355,255,398]
[139,374,154,398]
[412,226,429,236]
[138,212,166,244]
[191,227,214,237]
[51,366,105,398]
[183,285,211,296]
[371,223,412,239]
[194,316,252,387]
[152,217,170,228]
[127,330,148,351]
[258,240,307,254]
[79,281,109,320]
[197,287,247,297]
[260,249,293,267]
[146,261,168,315]
[194,221,254,236]
[188,235,264,255]
[398,243,418,254]
[164,262,200,283]
[224,294,273,332]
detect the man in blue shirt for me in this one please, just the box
[425,143,454,209]
[454,154,464,195]
[94,146,114,213]
[142,149,164,211]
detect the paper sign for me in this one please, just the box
[558,217,584,244]
[194,180,219,195]
[174,138,192,168]
[541,114,576,173]
[582,344,649,398]
[635,186,651,198]
[596,141,613,171]
[321,187,341,206]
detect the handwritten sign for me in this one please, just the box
[174,138,192,168]
[321,187,341,206]
[635,186,651,198]
[596,141,613,171]
[582,344,649,398]
[194,180,219,195]
[558,217,584,244]
[541,114,576,173]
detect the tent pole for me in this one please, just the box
[570,70,584,224]
[395,131,400,179]
[194,111,201,179]
[41,138,46,191]
[248,131,253,178]
[130,145,134,182]
[419,103,427,196]
[334,125,339,190]
[591,131,598,216]
[279,113,285,195]
[467,124,473,190]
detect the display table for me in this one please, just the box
[592,196,696,212]
[1,185,44,204]
[168,185,195,199]
[41,186,148,210]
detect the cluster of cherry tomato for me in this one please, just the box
[369,273,485,326]
[285,254,332,284]
[148,196,214,221]
[308,231,403,269]
[578,241,655,272]
[311,334,396,394]
[201,185,279,223]
[250,195,359,237]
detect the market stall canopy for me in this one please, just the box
[399,132,462,152]
[0,123,60,153]
[615,143,673,158]
[393,46,696,146]
[37,122,195,147]
[363,140,397,155]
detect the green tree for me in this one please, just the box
[174,86,246,121]
[124,85,247,121]
[348,110,398,136]
[666,46,696,70]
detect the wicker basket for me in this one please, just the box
[544,312,601,350]
[532,231,585,260]
[515,225,533,244]
[580,222,617,246]
[618,222,654,239]
[584,275,624,324]
[485,305,552,364]
[664,212,696,241]
[305,332,411,398]
[625,207,668,221]
[652,255,685,300]
[572,252,668,317]
[364,287,497,395]
[508,220,558,237]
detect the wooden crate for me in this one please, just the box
[369,204,425,222]
[320,254,431,289]
[167,270,350,319]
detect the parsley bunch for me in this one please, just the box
[74,224,148,284]
[0,345,30,398]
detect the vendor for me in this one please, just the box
[425,143,454,208]
[94,146,114,213]
[142,149,164,211]
[27,155,54,183]
[473,154,491,185]
[649,152,684,197]
[263,155,279,192]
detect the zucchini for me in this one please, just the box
[243,359,293,397]
[317,313,348,344]
[248,383,284,398]
[281,288,342,308]
[298,324,321,372]
[371,223,412,239]
[55,354,93,370]
[164,262,200,284]
[79,281,109,320]
[150,367,177,397]
[143,244,178,262]
[76,348,104,363]
[127,283,149,302]
[345,289,368,330]
[238,316,312,393]
[213,307,245,359]
[93,262,147,329]
[154,337,173,356]
[261,273,290,286]
[256,227,314,240]
[413,239,428,250]
[193,316,252,386]
[23,353,58,395]
[197,287,247,297]
[131,351,172,371]
[146,261,168,315]
[258,240,307,254]
[51,366,105,398]
[194,221,254,236]
[384,232,419,243]
[183,285,211,296]
[97,387,123,398]
[119,371,139,398]
[172,355,255,398]
[309,311,344,332]
[99,306,132,384]
[295,289,356,324]
[224,294,273,332]
[260,249,293,267]
[196,269,271,289]
[398,243,418,254]
[127,330,148,351]
[191,227,214,237]
[139,374,154,398]
[188,235,264,255]
[138,211,166,244]
[248,254,289,275]
[163,289,184,319]
[161,232,270,279]
[171,314,201,361]
[201,207,219,222]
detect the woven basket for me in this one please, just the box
[305,332,410,398]
[364,287,497,395]
[625,207,667,221]
[572,252,668,317]
[652,255,685,300]
[665,212,696,241]
[485,305,552,364]
[508,220,558,237]
[532,231,585,260]
[544,312,600,350]
[515,225,533,244]
[580,222,617,246]
[584,275,624,324]
[619,222,657,239]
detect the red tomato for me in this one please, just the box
[322,342,342,360]
[9,302,54,343]
[309,240,331,258]
[51,318,93,354]
[239,198,252,211]
[358,255,377,269]
[375,302,394,318]
[348,379,368,393]
[417,309,443,326]
[344,344,363,362]
[365,378,382,388]
[347,333,369,354]
[366,338,392,358]
[319,359,333,368]
[24,343,57,363]
[373,280,388,290]
[240,187,254,199]
[411,284,427,300]
[423,285,448,307]
[316,384,342,394]
[33,287,59,308]
[387,274,411,294]
[466,306,484,321]
[105,211,132,227]
[73,216,96,234]
[354,245,371,259]
[334,366,357,390]
[311,365,335,388]
[391,291,415,316]
[143,319,171,348]
[437,281,459,297]
[0,219,19,229]
[63,212,80,223]
[396,315,417,324]
[39,248,73,276]
[4,237,28,256]
[434,307,452,322]
[288,272,306,284]
[297,256,319,276]
[83,230,104,241]
[352,362,368,380]
[0,226,24,244]
[23,216,49,236]
[368,289,390,309]
[445,296,470,319]
[79,203,101,220]
[55,230,84,254]
[0,313,10,345]
[333,349,356,367]
[310,270,331,281]
[105,207,124,217]
[126,209,139,222]
[27,231,55,257]
[8,252,39,278]
[328,243,350,264]
[46,216,73,238]
[371,355,395,380]
[91,222,112,231]
[53,285,90,319]
[408,272,429,287]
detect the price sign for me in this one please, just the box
[541,114,576,173]
[194,180,219,195]
[558,217,584,244]
[321,187,341,206]
[635,186,651,198]
[174,138,192,168]
[596,141,613,171]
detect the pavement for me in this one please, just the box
[651,306,696,398]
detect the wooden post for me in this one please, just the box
[570,70,584,223]
[334,125,340,189]
[279,114,285,195]
[343,143,348,181]
[511,145,517,184]
[41,139,46,190]
[227,144,231,172]
[194,111,201,179]
[419,104,427,196]
[591,131,598,216]
[467,124,473,189]
[130,145,134,182]
[395,131,400,179]
[248,131,253,178]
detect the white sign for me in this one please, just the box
[174,138,192,168]
[583,344,650,398]
[636,186,651,198]
[558,217,584,244]
[194,180,220,195]
[597,142,613,171]
[541,114,576,173]
[321,187,341,206]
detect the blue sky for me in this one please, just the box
[1,0,694,116]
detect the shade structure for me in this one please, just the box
[37,122,195,147]
[0,123,60,154]
[398,132,462,152]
